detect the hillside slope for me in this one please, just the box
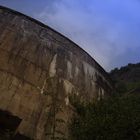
[110,63,140,94]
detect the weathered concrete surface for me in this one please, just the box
[0,6,113,140]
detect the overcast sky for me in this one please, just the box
[0,0,140,71]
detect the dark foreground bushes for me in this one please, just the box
[70,94,140,140]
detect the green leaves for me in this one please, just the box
[70,94,140,140]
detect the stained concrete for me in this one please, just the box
[0,6,113,140]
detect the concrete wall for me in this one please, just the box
[0,6,113,140]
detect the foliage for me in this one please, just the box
[125,82,140,91]
[110,62,140,84]
[70,94,140,140]
[115,82,127,93]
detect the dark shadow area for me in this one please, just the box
[13,133,32,140]
[0,110,21,131]
[0,110,32,140]
[0,110,21,140]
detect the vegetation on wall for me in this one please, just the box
[44,77,66,140]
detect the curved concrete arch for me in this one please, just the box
[0,6,113,140]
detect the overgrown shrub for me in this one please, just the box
[70,94,140,140]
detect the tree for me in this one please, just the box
[70,94,140,140]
